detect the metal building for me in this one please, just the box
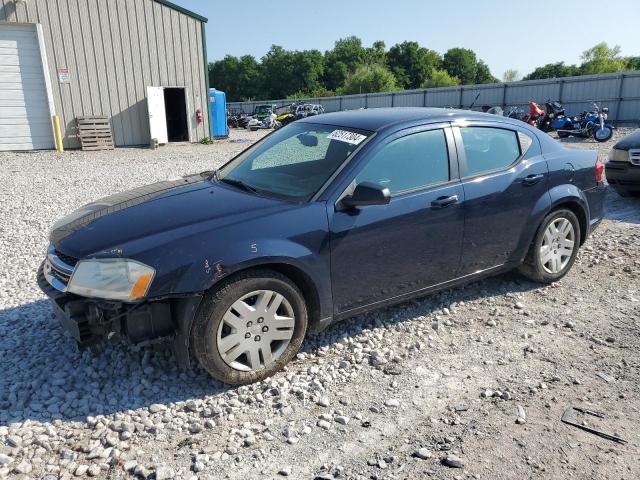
[0,0,209,151]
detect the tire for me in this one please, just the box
[191,269,308,385]
[593,125,613,142]
[518,209,581,283]
[557,130,570,138]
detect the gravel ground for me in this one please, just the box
[0,126,639,480]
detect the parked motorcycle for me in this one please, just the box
[536,100,565,132]
[522,101,545,127]
[552,102,614,142]
[247,111,279,131]
[227,111,250,129]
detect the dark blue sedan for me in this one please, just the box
[39,108,605,384]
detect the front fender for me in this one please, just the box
[171,231,332,322]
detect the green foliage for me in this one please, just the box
[208,39,640,102]
[260,46,325,99]
[366,40,387,67]
[286,88,336,100]
[323,36,367,91]
[442,48,478,84]
[522,62,579,80]
[422,69,459,88]
[475,60,498,84]
[209,55,261,101]
[627,56,640,70]
[387,41,442,89]
[579,42,627,75]
[340,65,398,95]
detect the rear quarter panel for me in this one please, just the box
[544,146,604,228]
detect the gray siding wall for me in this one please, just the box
[0,0,209,148]
[228,71,640,123]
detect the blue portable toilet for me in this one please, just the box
[209,89,229,138]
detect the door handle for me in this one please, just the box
[431,194,459,209]
[523,173,545,186]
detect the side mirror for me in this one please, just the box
[340,182,390,209]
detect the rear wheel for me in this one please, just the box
[191,270,308,384]
[518,209,581,283]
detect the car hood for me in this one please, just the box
[614,128,640,150]
[51,174,292,259]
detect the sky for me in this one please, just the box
[174,0,640,80]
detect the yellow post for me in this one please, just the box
[52,115,64,152]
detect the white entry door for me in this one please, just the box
[0,24,54,151]
[146,86,167,144]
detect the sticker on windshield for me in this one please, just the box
[327,130,367,145]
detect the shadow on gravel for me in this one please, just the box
[0,271,539,427]
[604,189,640,225]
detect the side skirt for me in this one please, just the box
[319,263,518,330]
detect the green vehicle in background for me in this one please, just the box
[253,104,277,120]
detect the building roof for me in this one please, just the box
[298,107,529,132]
[154,0,208,23]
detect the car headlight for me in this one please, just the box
[67,259,155,301]
[608,148,629,163]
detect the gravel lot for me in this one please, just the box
[0,126,639,480]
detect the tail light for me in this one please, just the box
[595,159,604,183]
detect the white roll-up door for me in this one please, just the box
[0,24,54,151]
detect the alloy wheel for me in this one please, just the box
[216,290,295,371]
[539,217,575,274]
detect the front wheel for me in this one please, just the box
[593,125,613,142]
[191,269,308,384]
[518,209,581,283]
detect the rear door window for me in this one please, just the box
[460,127,521,176]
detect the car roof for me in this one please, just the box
[298,107,529,132]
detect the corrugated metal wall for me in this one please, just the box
[0,0,209,148]
[228,72,640,123]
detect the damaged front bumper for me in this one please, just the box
[37,261,201,368]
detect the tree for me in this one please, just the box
[365,40,387,67]
[260,46,295,99]
[443,48,477,84]
[291,50,325,95]
[258,46,325,99]
[422,69,459,88]
[386,41,442,89]
[502,69,520,82]
[579,42,626,75]
[323,36,367,91]
[209,55,261,101]
[340,65,398,95]
[626,56,640,70]
[475,60,497,83]
[522,62,579,80]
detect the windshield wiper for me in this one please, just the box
[219,177,259,194]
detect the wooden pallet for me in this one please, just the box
[76,116,114,151]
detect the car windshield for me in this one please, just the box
[217,123,372,201]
